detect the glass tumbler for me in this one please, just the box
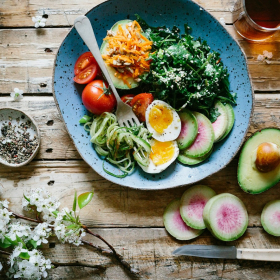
[232,0,280,41]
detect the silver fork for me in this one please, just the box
[74,16,140,128]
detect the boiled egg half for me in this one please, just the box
[140,138,179,173]
[145,100,181,142]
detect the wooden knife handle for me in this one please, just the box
[237,249,280,261]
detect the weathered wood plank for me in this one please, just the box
[1,228,280,279]
[0,0,235,27]
[1,155,280,228]
[1,94,280,160]
[0,27,280,94]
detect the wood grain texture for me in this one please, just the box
[1,155,280,228]
[0,29,279,94]
[2,94,280,160]
[0,0,235,27]
[2,228,280,279]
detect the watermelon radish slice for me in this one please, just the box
[177,110,198,150]
[261,200,280,236]
[202,195,219,234]
[163,198,203,240]
[212,101,228,142]
[183,112,214,158]
[180,185,216,229]
[178,149,212,165]
[205,193,248,241]
[219,103,235,141]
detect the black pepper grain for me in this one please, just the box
[0,120,38,164]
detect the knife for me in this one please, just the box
[172,245,280,261]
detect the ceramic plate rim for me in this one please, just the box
[52,0,254,190]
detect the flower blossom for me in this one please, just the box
[32,222,52,246]
[8,244,52,279]
[32,16,47,28]
[23,188,60,222]
[10,88,23,101]
[6,221,32,243]
[54,207,86,246]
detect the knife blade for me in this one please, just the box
[172,245,280,261]
[173,245,237,259]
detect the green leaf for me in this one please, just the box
[4,236,18,246]
[0,238,12,249]
[78,191,94,210]
[16,235,27,248]
[72,190,77,212]
[79,115,92,124]
[19,252,30,260]
[66,224,77,230]
[23,194,30,202]
[27,240,38,249]
[52,210,59,217]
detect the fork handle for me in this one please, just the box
[74,16,122,103]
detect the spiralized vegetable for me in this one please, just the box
[85,112,152,177]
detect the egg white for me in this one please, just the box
[145,100,181,142]
[139,139,179,174]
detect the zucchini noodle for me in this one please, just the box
[85,112,152,177]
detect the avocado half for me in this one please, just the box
[100,19,145,90]
[238,128,280,194]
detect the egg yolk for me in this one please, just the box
[148,104,173,133]
[150,140,175,166]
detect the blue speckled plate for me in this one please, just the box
[53,0,253,190]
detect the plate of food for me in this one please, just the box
[53,0,253,190]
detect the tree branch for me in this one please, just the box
[82,228,140,277]
[8,208,41,224]
[0,250,10,256]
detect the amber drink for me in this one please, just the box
[232,0,280,41]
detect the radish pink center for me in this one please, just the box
[173,210,191,232]
[216,203,242,233]
[270,211,280,226]
[187,195,206,219]
[179,120,188,137]
[212,115,222,130]
[188,120,205,150]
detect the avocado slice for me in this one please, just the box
[100,19,147,90]
[238,128,280,194]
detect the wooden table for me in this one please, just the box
[1,0,280,279]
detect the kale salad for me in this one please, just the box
[136,15,236,122]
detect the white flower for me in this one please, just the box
[32,222,52,246]
[6,222,32,242]
[32,16,47,28]
[0,199,9,208]
[0,207,13,224]
[23,188,60,222]
[10,88,23,101]
[263,50,273,59]
[9,246,52,279]
[0,261,2,271]
[257,54,264,61]
[220,17,226,25]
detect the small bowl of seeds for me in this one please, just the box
[0,108,40,167]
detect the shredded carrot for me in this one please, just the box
[102,20,153,88]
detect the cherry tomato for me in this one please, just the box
[121,94,136,106]
[82,80,117,115]
[73,64,98,84]
[131,93,154,122]
[74,52,98,75]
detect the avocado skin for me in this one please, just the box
[237,128,280,194]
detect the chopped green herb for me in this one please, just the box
[136,15,236,122]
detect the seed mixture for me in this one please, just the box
[0,116,39,164]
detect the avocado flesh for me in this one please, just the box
[238,128,280,194]
[100,19,140,90]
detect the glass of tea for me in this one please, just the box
[232,0,280,41]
